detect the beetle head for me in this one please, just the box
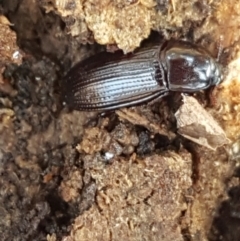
[160,40,222,92]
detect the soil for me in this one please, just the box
[0,1,240,241]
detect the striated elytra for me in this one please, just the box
[63,39,222,111]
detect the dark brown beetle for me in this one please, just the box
[63,39,222,111]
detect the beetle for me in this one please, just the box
[63,39,222,111]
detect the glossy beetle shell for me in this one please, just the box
[63,39,221,111]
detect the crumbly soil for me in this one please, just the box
[0,1,240,241]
